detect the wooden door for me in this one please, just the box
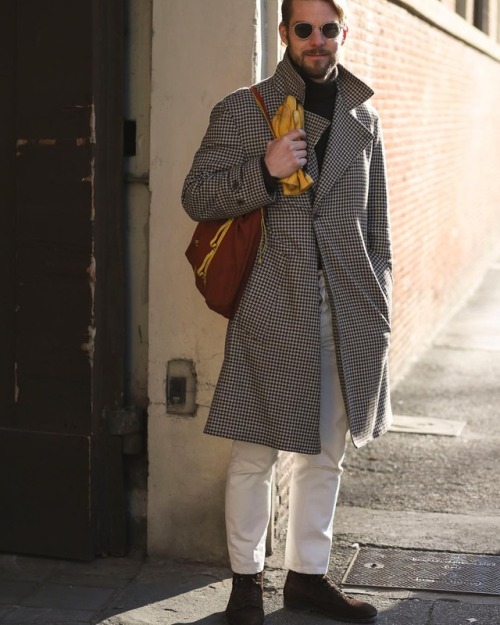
[0,0,127,560]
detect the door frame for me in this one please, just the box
[91,0,128,557]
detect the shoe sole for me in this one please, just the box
[284,601,377,623]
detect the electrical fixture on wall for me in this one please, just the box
[166,359,197,416]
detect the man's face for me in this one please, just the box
[279,0,348,83]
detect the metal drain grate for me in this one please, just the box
[342,548,500,596]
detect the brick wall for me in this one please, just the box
[274,0,500,544]
[346,0,500,380]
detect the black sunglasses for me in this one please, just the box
[293,21,343,40]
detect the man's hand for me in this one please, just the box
[264,129,307,179]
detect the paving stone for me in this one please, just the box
[99,606,182,625]
[0,555,63,582]
[0,606,95,624]
[23,584,115,611]
[48,573,131,590]
[0,582,38,605]
[430,599,500,625]
[334,509,500,557]
[57,558,142,583]
[264,595,433,624]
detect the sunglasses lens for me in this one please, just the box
[294,23,313,39]
[322,22,342,38]
[293,22,342,39]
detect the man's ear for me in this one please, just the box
[340,24,349,46]
[279,21,289,46]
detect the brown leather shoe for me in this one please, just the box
[284,570,377,623]
[225,571,264,625]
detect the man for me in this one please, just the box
[182,0,392,623]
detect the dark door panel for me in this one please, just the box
[0,430,93,560]
[0,0,16,416]
[16,0,93,139]
[0,0,126,560]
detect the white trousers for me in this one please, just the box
[225,272,349,574]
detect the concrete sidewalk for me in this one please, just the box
[1,258,500,625]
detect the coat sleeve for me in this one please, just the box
[182,96,275,222]
[367,114,393,316]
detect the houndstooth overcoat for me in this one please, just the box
[182,53,393,452]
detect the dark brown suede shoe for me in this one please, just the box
[284,570,377,623]
[225,571,264,625]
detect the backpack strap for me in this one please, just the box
[250,86,275,137]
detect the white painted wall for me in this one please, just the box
[147,0,279,560]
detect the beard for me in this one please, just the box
[288,47,338,82]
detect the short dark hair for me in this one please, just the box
[281,0,348,26]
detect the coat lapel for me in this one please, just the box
[313,97,373,205]
[304,112,330,188]
[312,65,375,206]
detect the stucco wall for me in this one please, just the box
[147,0,276,560]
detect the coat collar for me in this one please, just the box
[274,51,374,111]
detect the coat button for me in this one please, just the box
[232,181,240,190]
[237,198,245,206]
